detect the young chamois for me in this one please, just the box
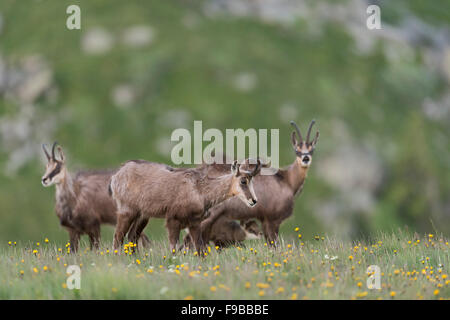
[41,142,149,252]
[185,217,262,249]
[109,159,262,253]
[200,120,319,246]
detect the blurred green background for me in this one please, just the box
[0,0,449,244]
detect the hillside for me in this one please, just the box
[0,0,449,243]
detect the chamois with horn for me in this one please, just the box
[199,120,319,245]
[41,142,150,252]
[109,159,261,253]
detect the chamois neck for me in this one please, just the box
[286,157,309,196]
[198,174,234,210]
[55,168,75,200]
[54,167,76,227]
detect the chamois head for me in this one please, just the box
[290,120,319,168]
[230,159,261,208]
[240,219,263,239]
[41,142,66,187]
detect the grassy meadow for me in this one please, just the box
[1,231,448,300]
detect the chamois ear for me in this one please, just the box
[291,131,298,148]
[57,146,65,163]
[311,131,319,148]
[231,160,240,177]
[261,158,271,168]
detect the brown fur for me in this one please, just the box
[110,159,261,253]
[199,120,319,246]
[184,217,262,248]
[41,143,150,252]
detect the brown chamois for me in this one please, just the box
[200,120,319,246]
[184,217,262,249]
[41,142,149,252]
[109,159,262,253]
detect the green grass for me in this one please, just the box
[1,231,448,299]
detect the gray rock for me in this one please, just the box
[278,102,299,124]
[16,56,52,104]
[232,72,257,92]
[81,27,114,55]
[111,84,136,109]
[122,25,155,48]
[422,93,450,121]
[157,109,192,129]
[317,143,384,213]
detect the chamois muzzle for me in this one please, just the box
[302,155,310,164]
[249,198,257,207]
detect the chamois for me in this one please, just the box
[109,159,261,253]
[200,120,319,245]
[41,142,149,252]
[184,217,262,248]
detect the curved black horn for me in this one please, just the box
[306,119,316,144]
[42,144,50,160]
[231,160,240,176]
[251,159,261,176]
[290,121,303,143]
[51,141,58,160]
[250,157,270,168]
[244,158,260,165]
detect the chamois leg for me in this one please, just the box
[113,212,137,252]
[68,229,80,253]
[181,231,193,251]
[88,225,100,251]
[139,233,151,249]
[199,208,224,244]
[262,220,280,247]
[166,218,182,253]
[188,223,204,255]
[128,216,150,250]
[127,218,138,244]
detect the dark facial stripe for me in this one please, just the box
[47,163,62,180]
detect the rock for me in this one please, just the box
[122,25,155,48]
[16,56,52,104]
[232,72,257,92]
[278,103,299,123]
[0,55,52,104]
[422,93,450,121]
[317,144,384,213]
[156,136,173,157]
[81,27,114,55]
[182,13,200,29]
[157,109,192,129]
[111,84,136,109]
[0,103,63,175]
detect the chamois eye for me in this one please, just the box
[240,178,247,185]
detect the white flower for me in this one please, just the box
[160,286,169,295]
